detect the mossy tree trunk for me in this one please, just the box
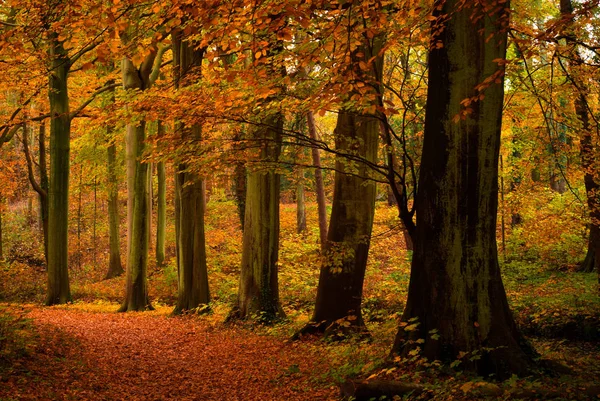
[119,54,156,312]
[391,0,534,377]
[46,30,72,306]
[231,113,284,322]
[298,37,383,338]
[172,33,210,314]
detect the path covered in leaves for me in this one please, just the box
[1,306,338,400]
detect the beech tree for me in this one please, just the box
[391,0,535,376]
[172,30,210,315]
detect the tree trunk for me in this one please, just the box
[296,167,306,234]
[156,123,166,266]
[558,0,600,278]
[156,160,166,265]
[233,135,247,231]
[119,53,157,312]
[0,199,3,261]
[45,31,72,306]
[391,0,534,377]
[306,111,328,251]
[231,113,285,322]
[39,122,48,264]
[119,122,152,311]
[305,110,380,338]
[297,36,383,338]
[105,140,124,279]
[171,33,210,314]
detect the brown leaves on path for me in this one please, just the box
[1,306,338,400]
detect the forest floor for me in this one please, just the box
[0,304,339,401]
[1,302,600,401]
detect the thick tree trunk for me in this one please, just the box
[305,110,380,338]
[171,33,210,314]
[119,123,152,311]
[306,111,328,251]
[231,114,285,322]
[105,141,124,279]
[297,36,383,338]
[391,0,534,377]
[119,54,156,312]
[45,32,72,306]
[173,150,209,314]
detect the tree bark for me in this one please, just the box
[119,53,157,312]
[391,0,534,377]
[297,35,383,338]
[306,111,328,251]
[171,32,210,314]
[156,122,166,266]
[231,113,285,322]
[558,0,600,277]
[22,122,49,264]
[0,198,3,261]
[45,30,72,306]
[105,140,124,279]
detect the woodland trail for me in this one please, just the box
[1,306,338,401]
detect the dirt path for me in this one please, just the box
[1,307,338,400]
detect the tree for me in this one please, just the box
[105,83,124,280]
[391,0,534,376]
[298,12,385,337]
[156,122,166,267]
[556,0,600,277]
[45,12,72,305]
[172,31,210,315]
[22,121,49,264]
[118,51,157,312]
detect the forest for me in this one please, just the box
[0,0,599,399]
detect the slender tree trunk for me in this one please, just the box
[105,139,124,279]
[306,111,327,251]
[0,198,3,261]
[558,0,600,278]
[39,122,48,263]
[22,122,49,264]
[46,31,72,305]
[230,113,285,322]
[172,32,210,314]
[296,167,306,234]
[156,161,166,265]
[391,0,534,377]
[156,121,166,266]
